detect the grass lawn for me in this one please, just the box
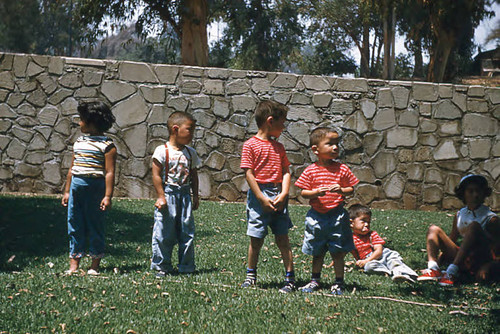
[0,194,498,333]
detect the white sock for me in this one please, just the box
[428,260,439,271]
[446,264,459,276]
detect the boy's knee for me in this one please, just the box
[275,234,290,248]
[427,224,443,236]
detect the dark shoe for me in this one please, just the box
[155,270,167,278]
[279,281,295,293]
[241,276,256,288]
[330,282,344,295]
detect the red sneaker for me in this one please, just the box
[417,268,442,281]
[438,272,455,287]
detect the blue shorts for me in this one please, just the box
[246,184,292,239]
[302,206,354,256]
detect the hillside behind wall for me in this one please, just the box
[0,52,499,211]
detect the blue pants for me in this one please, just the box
[67,176,106,259]
[364,248,418,278]
[151,184,195,273]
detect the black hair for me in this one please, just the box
[310,127,341,146]
[348,204,372,219]
[254,100,289,128]
[77,101,115,132]
[454,174,492,203]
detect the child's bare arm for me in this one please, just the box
[100,146,117,211]
[329,184,354,195]
[272,167,290,211]
[245,168,276,212]
[191,168,199,210]
[152,159,167,210]
[61,155,75,206]
[300,187,330,199]
[356,244,383,267]
[449,214,459,243]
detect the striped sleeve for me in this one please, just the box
[340,164,359,187]
[240,140,254,170]
[370,231,385,245]
[295,167,312,190]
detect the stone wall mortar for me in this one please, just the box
[1,52,499,211]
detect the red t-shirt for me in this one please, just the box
[353,231,385,260]
[294,162,359,213]
[240,136,290,184]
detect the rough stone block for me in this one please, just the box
[468,85,485,97]
[82,70,103,86]
[181,80,202,94]
[101,80,136,103]
[215,122,245,140]
[205,151,226,170]
[12,126,34,143]
[442,197,463,210]
[406,164,424,181]
[419,102,432,116]
[207,68,229,79]
[182,66,204,77]
[370,151,397,178]
[29,133,48,150]
[386,128,418,148]
[122,124,147,157]
[438,84,453,98]
[54,119,71,136]
[61,97,78,115]
[437,160,471,172]
[251,78,272,93]
[192,110,216,129]
[271,74,298,88]
[330,99,354,115]
[433,140,459,161]
[59,72,82,89]
[291,92,311,105]
[113,94,149,128]
[420,119,437,133]
[49,133,66,152]
[74,87,98,98]
[7,93,24,108]
[433,100,461,120]
[119,61,158,83]
[419,134,438,146]
[288,105,322,123]
[0,72,15,90]
[26,89,47,107]
[38,106,59,126]
[342,131,362,151]
[398,109,419,127]
[286,122,310,146]
[189,95,211,109]
[351,166,376,183]
[166,96,189,112]
[424,168,443,184]
[26,62,44,77]
[229,114,249,127]
[0,167,13,180]
[384,173,405,199]
[273,92,291,105]
[0,103,16,117]
[153,65,179,84]
[363,133,383,156]
[377,88,393,108]
[198,172,212,197]
[217,183,239,202]
[121,177,153,198]
[342,111,368,135]
[333,78,368,92]
[48,89,73,105]
[413,82,438,101]
[302,75,330,90]
[492,138,500,157]
[140,85,165,103]
[486,88,500,104]
[0,119,11,132]
[355,184,379,203]
[14,162,41,177]
[123,159,149,178]
[310,92,331,108]
[423,185,442,204]
[47,57,64,75]
[226,79,250,95]
[480,159,500,180]
[203,79,224,95]
[373,108,396,130]
[392,86,409,109]
[213,99,230,118]
[463,114,498,136]
[439,121,462,138]
[278,134,300,151]
[452,92,467,111]
[232,96,257,112]
[42,161,61,184]
[467,98,488,113]
[36,73,57,94]
[0,54,13,70]
[13,55,29,77]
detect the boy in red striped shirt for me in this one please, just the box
[295,127,358,295]
[349,204,417,283]
[240,100,295,293]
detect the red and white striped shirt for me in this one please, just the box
[295,162,359,213]
[240,136,290,184]
[353,231,385,260]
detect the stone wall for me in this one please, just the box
[0,52,499,211]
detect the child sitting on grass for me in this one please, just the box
[62,101,117,275]
[151,112,201,277]
[418,174,499,286]
[240,100,295,293]
[295,127,359,295]
[349,204,418,283]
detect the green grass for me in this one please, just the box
[0,194,498,333]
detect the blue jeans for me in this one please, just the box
[67,176,106,259]
[151,184,195,273]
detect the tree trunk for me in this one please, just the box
[382,1,390,79]
[181,0,208,66]
[412,39,424,79]
[389,5,396,79]
[360,20,371,77]
[427,31,455,82]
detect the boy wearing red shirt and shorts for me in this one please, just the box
[240,100,295,293]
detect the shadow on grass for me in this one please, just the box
[0,195,152,271]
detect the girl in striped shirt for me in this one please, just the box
[62,101,117,275]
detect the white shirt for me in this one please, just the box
[456,205,497,237]
[152,143,201,186]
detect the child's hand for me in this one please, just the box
[259,196,276,213]
[329,184,342,193]
[61,193,70,206]
[100,196,112,211]
[315,187,330,197]
[272,193,288,212]
[155,197,167,210]
[356,259,368,268]
[193,195,200,211]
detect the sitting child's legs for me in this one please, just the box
[426,224,459,267]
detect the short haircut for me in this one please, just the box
[254,100,289,128]
[77,101,115,132]
[454,174,492,203]
[348,204,372,219]
[167,111,196,132]
[310,127,340,146]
